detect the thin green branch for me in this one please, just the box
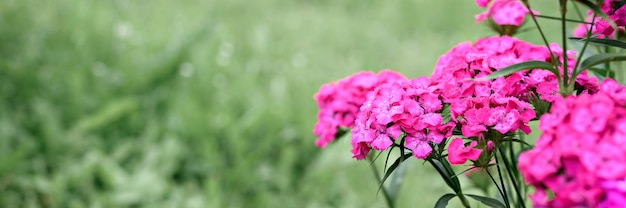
[534,14,591,24]
[427,158,471,208]
[494,154,512,208]
[499,147,526,208]
[560,0,571,96]
[367,155,395,208]
[573,14,597,80]
[522,1,558,70]
[486,168,508,208]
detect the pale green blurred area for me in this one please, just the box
[0,0,562,207]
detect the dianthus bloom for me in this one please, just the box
[430,36,598,139]
[350,77,455,160]
[518,79,626,207]
[573,0,626,38]
[475,0,537,26]
[447,138,483,165]
[313,70,406,148]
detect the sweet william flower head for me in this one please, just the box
[474,0,538,35]
[518,78,626,207]
[430,35,598,138]
[313,70,406,148]
[350,77,453,160]
[573,0,626,38]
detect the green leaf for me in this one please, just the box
[572,0,617,29]
[477,61,558,81]
[378,152,413,193]
[466,194,507,208]
[576,53,626,76]
[588,67,616,79]
[434,193,457,208]
[501,138,532,147]
[569,38,626,50]
[388,160,409,202]
[441,104,451,123]
[383,146,394,171]
[428,158,461,192]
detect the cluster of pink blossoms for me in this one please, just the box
[313,70,405,148]
[518,79,626,208]
[431,35,598,139]
[573,0,626,38]
[350,77,455,160]
[475,0,537,26]
[344,35,600,163]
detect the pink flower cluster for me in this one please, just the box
[475,0,537,26]
[573,0,626,38]
[518,79,626,207]
[350,77,455,160]
[347,36,599,163]
[313,70,406,148]
[430,36,597,139]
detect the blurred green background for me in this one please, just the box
[0,0,565,207]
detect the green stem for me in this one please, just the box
[572,14,597,81]
[499,147,526,208]
[427,159,471,208]
[560,0,570,95]
[516,139,529,204]
[367,155,395,208]
[494,155,511,208]
[485,168,508,207]
[522,1,558,69]
[534,14,590,24]
[456,191,471,208]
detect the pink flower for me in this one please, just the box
[573,1,626,38]
[313,70,406,148]
[475,0,537,26]
[475,0,491,8]
[448,138,483,165]
[350,77,454,160]
[614,6,626,25]
[519,78,626,207]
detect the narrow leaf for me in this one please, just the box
[576,53,626,75]
[569,37,626,50]
[434,193,457,208]
[501,138,532,147]
[388,160,410,201]
[477,61,558,81]
[428,158,461,191]
[466,194,507,208]
[371,150,386,166]
[588,67,616,79]
[383,146,394,171]
[378,153,413,193]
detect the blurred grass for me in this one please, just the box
[0,0,566,207]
